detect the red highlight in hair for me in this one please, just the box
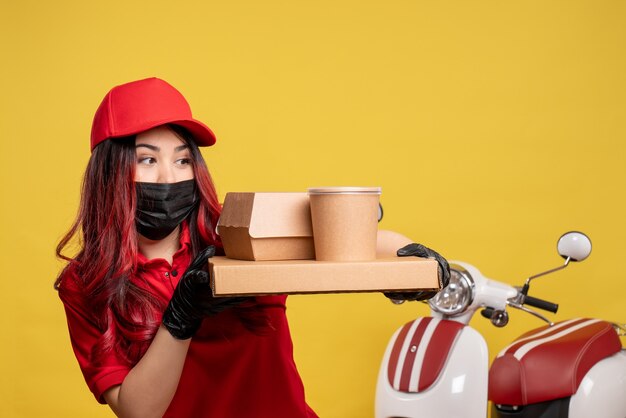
[56,129,225,367]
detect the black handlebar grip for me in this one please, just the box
[481,308,495,319]
[524,295,559,313]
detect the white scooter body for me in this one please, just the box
[375,233,626,418]
[376,261,516,418]
[568,351,626,418]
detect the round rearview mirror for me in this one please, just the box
[557,231,592,262]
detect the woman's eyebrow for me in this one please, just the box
[136,143,159,151]
[135,144,189,152]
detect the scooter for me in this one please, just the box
[375,232,626,418]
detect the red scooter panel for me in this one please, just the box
[387,317,465,393]
[489,318,621,406]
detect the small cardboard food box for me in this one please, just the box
[209,256,439,296]
[217,192,315,261]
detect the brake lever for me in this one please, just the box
[507,300,554,326]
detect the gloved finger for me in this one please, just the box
[196,296,251,315]
[413,290,439,301]
[426,249,450,288]
[184,269,210,285]
[397,243,451,289]
[384,290,438,302]
[187,246,216,272]
[396,243,429,257]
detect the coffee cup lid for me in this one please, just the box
[307,187,382,195]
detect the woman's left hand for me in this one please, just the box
[384,243,450,303]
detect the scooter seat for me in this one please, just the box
[489,318,621,406]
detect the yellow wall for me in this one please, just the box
[1,1,625,417]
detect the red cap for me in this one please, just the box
[90,77,216,151]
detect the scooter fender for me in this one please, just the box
[569,350,626,418]
[375,317,489,418]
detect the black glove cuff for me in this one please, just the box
[162,306,201,340]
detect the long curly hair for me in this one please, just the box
[55,125,223,366]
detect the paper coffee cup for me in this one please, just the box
[308,187,382,261]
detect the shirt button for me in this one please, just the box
[164,272,170,278]
[171,270,178,277]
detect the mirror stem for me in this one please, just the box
[521,257,571,295]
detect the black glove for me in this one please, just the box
[385,243,451,303]
[162,246,248,339]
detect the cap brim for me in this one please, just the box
[171,119,217,147]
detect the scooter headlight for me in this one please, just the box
[428,264,474,316]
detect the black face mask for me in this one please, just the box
[135,179,199,240]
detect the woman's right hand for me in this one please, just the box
[162,246,248,339]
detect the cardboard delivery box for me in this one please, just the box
[217,192,315,261]
[209,256,439,296]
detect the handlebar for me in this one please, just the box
[523,295,559,313]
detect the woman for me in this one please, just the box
[56,77,318,417]
[56,77,449,417]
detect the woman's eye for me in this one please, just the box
[176,158,192,165]
[138,157,156,165]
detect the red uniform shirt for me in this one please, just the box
[58,224,317,417]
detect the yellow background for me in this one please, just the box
[1,1,625,417]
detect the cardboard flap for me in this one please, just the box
[249,193,312,238]
[217,192,313,239]
[217,193,254,230]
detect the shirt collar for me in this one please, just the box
[136,221,192,268]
